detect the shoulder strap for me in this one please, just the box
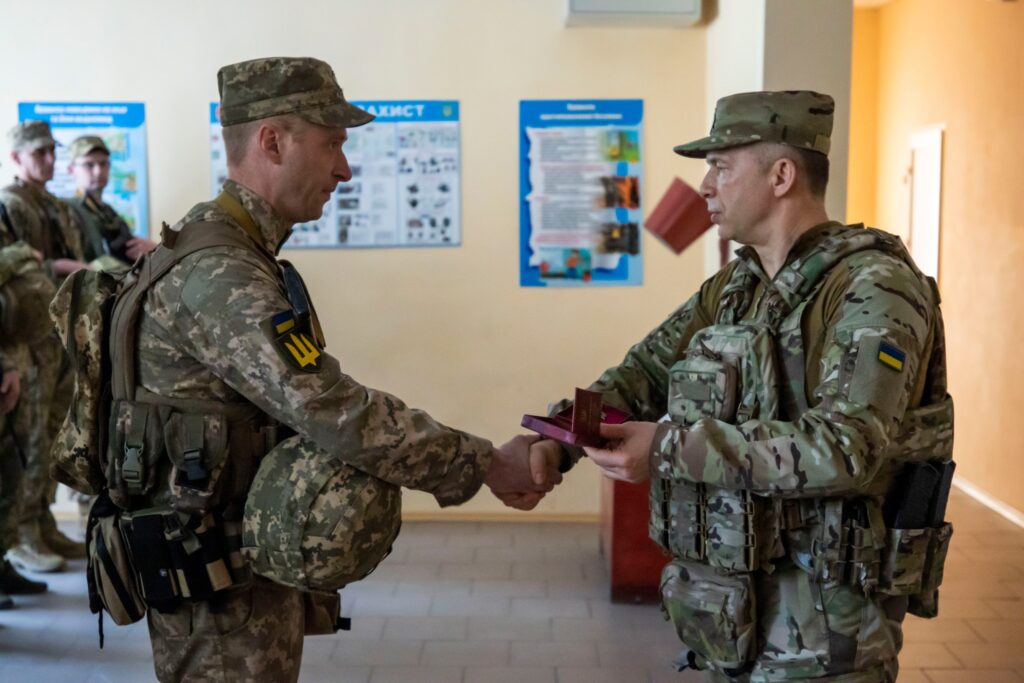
[110,220,268,401]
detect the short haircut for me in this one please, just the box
[222,114,302,167]
[757,143,829,198]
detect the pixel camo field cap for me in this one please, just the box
[217,56,375,129]
[7,120,58,152]
[67,135,109,161]
[674,90,834,158]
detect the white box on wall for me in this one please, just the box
[566,0,703,27]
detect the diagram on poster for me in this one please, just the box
[19,102,150,238]
[520,100,643,287]
[209,100,461,249]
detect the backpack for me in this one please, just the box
[49,219,258,496]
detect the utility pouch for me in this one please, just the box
[107,400,169,507]
[667,356,739,427]
[705,487,759,573]
[666,481,706,561]
[163,512,234,601]
[86,494,145,626]
[660,560,756,674]
[303,589,344,635]
[164,412,230,514]
[878,527,931,595]
[908,522,953,618]
[119,507,181,612]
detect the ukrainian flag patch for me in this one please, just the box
[271,310,296,334]
[877,341,906,372]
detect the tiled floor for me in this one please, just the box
[1,487,1022,682]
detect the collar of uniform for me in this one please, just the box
[222,179,291,255]
[733,221,845,306]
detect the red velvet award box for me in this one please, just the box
[521,388,631,448]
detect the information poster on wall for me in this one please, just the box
[519,99,643,287]
[209,100,462,249]
[19,102,150,237]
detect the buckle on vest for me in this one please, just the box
[122,445,144,492]
[180,448,208,485]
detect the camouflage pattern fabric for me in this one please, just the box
[7,120,56,152]
[136,179,492,512]
[67,134,109,161]
[147,575,304,683]
[131,178,493,677]
[0,179,84,277]
[217,57,374,128]
[674,90,835,158]
[65,193,135,265]
[0,183,79,537]
[243,435,402,592]
[569,223,946,681]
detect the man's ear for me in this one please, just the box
[9,150,20,167]
[255,123,285,164]
[770,156,798,198]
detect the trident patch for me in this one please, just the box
[266,310,323,373]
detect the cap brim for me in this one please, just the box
[299,101,376,129]
[673,135,760,158]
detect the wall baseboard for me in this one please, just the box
[953,477,1024,530]
[401,511,600,524]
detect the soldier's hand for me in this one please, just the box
[528,439,563,488]
[125,237,157,262]
[52,258,90,276]
[486,435,561,495]
[583,421,658,483]
[0,369,21,414]
[494,491,546,511]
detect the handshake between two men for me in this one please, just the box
[483,389,659,510]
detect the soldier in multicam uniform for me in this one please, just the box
[116,57,556,682]
[532,91,953,682]
[0,121,89,573]
[63,135,156,271]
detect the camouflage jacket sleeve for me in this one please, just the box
[549,272,725,469]
[651,252,936,498]
[0,242,38,285]
[170,247,493,507]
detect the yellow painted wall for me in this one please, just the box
[869,0,1024,512]
[1,0,710,518]
[847,7,879,225]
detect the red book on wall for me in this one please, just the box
[645,177,714,254]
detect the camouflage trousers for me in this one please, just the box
[147,576,305,682]
[672,559,904,683]
[13,335,72,529]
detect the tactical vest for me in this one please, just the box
[650,226,954,671]
[1,181,79,261]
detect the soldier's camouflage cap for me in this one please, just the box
[68,135,109,161]
[674,90,834,158]
[217,56,375,129]
[7,120,58,152]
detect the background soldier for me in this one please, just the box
[0,242,49,607]
[532,91,951,682]
[64,135,156,271]
[0,121,88,573]
[115,57,556,682]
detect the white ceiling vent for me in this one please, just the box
[566,0,703,27]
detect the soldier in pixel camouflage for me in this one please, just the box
[64,135,156,271]
[531,91,953,682]
[115,57,558,682]
[0,120,89,574]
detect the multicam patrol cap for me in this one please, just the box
[217,56,375,129]
[674,90,835,158]
[67,135,110,161]
[7,120,58,152]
